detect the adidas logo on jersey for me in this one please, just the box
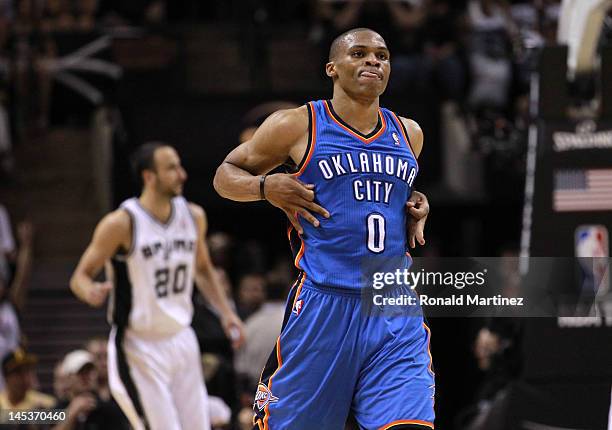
[254,383,279,411]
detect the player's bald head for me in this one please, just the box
[328,28,385,61]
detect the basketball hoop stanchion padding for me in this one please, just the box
[504,46,612,430]
[538,46,570,120]
[601,47,612,120]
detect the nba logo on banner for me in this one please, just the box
[575,225,610,297]
[575,225,609,257]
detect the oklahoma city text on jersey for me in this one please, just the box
[317,150,417,204]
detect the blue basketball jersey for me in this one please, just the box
[289,100,419,290]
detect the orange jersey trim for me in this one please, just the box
[379,419,434,430]
[390,111,419,170]
[263,336,282,429]
[423,323,435,377]
[294,102,317,177]
[288,224,305,271]
[323,100,386,144]
[291,272,306,310]
[293,225,305,270]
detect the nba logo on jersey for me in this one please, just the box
[575,225,610,297]
[392,132,400,145]
[292,299,304,316]
[255,383,279,411]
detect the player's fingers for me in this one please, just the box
[293,181,316,201]
[298,209,320,227]
[409,232,416,249]
[284,210,303,235]
[228,325,244,350]
[408,205,428,219]
[235,329,246,349]
[301,199,330,218]
[416,223,426,245]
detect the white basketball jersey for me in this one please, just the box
[108,196,198,338]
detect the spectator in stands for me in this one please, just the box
[312,0,424,41]
[235,274,290,429]
[84,337,110,401]
[417,0,468,101]
[0,220,33,391]
[13,0,36,35]
[456,248,522,429]
[0,36,12,177]
[75,0,98,32]
[0,348,56,413]
[208,232,234,271]
[239,101,299,144]
[11,0,36,137]
[41,0,76,33]
[266,256,295,293]
[0,112,12,177]
[97,0,166,26]
[311,0,425,86]
[191,234,241,415]
[236,272,266,321]
[0,0,13,21]
[467,0,517,109]
[235,276,287,389]
[199,353,232,429]
[52,360,70,403]
[0,204,15,283]
[53,350,129,430]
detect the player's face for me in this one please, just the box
[152,147,187,197]
[327,31,390,98]
[87,340,107,375]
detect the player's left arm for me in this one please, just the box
[400,116,424,158]
[400,116,429,248]
[189,203,245,349]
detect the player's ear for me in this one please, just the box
[325,62,337,78]
[142,169,154,185]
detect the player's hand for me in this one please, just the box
[264,173,330,235]
[66,393,97,420]
[221,311,246,350]
[83,281,113,307]
[406,190,429,249]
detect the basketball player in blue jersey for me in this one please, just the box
[215,28,434,429]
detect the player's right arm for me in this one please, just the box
[70,210,130,307]
[214,106,330,234]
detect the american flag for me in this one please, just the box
[553,169,612,212]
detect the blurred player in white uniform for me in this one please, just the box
[71,143,244,430]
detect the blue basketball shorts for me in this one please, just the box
[252,272,435,430]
